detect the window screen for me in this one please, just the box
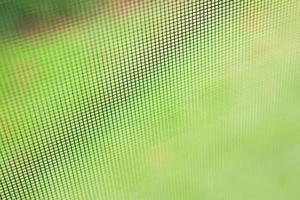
[1,0,300,199]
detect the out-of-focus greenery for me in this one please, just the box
[0,1,300,199]
[0,0,98,35]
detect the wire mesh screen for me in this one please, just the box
[1,0,300,199]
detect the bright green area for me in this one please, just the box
[0,1,300,199]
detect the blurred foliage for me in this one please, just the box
[0,0,99,36]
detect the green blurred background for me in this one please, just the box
[0,0,98,36]
[1,0,300,199]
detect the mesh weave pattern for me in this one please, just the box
[1,0,300,199]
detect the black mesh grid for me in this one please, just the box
[1,0,300,199]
